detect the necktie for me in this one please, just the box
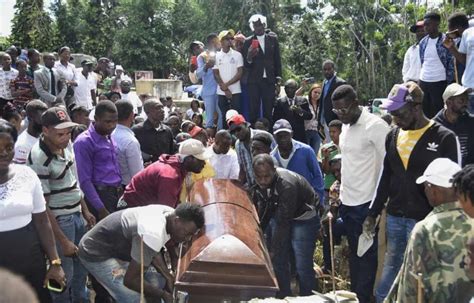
[49,68,56,96]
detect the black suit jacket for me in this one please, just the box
[273,96,312,143]
[317,76,346,125]
[242,34,282,84]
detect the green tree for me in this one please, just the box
[10,0,54,50]
[111,0,175,77]
[50,0,85,51]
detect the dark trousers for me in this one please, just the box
[419,80,447,119]
[0,222,51,303]
[218,93,241,129]
[85,184,122,303]
[339,202,378,303]
[322,217,345,271]
[248,79,276,124]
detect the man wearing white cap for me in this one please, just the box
[120,139,210,209]
[78,203,204,303]
[434,83,474,166]
[243,14,282,124]
[386,158,474,302]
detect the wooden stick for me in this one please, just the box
[140,236,145,303]
[328,214,338,302]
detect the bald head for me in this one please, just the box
[143,98,163,114]
[213,130,232,154]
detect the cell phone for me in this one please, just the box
[251,39,259,49]
[47,280,65,293]
[446,29,459,39]
[190,56,197,65]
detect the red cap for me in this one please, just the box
[227,114,246,127]
[188,125,203,138]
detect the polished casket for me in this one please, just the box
[175,179,279,302]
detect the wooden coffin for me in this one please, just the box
[175,179,279,301]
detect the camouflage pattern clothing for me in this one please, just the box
[385,201,474,302]
[328,180,341,208]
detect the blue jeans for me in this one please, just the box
[202,94,222,129]
[375,214,417,303]
[51,212,88,303]
[265,214,321,298]
[79,257,165,303]
[339,202,378,303]
[305,129,321,155]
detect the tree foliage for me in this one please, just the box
[10,0,54,49]
[8,0,473,99]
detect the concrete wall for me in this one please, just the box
[136,79,182,99]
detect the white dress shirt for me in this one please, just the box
[208,146,240,180]
[402,44,421,82]
[339,108,390,206]
[112,124,144,185]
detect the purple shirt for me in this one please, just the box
[74,123,121,211]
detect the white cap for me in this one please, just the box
[115,65,124,71]
[178,138,211,161]
[416,158,461,188]
[225,109,239,122]
[249,14,267,31]
[442,83,472,103]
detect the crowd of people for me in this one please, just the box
[0,10,473,303]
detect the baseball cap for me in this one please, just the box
[409,20,424,33]
[273,119,293,134]
[41,107,77,129]
[416,158,461,188]
[225,109,239,122]
[179,138,211,161]
[188,125,204,138]
[381,82,423,111]
[227,114,247,131]
[218,29,235,41]
[115,65,124,71]
[81,59,94,66]
[442,83,472,103]
[189,41,204,51]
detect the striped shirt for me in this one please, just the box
[27,138,82,216]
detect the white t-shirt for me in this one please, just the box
[74,71,94,110]
[209,147,240,180]
[13,131,39,165]
[121,92,143,114]
[213,48,243,95]
[54,61,76,81]
[0,68,19,100]
[420,37,446,82]
[0,165,46,232]
[459,27,474,88]
[339,108,390,206]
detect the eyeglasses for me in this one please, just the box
[332,103,354,115]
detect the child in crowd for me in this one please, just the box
[9,59,34,110]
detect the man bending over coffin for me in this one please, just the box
[78,203,204,303]
[250,154,321,298]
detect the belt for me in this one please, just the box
[95,184,122,191]
[49,200,81,210]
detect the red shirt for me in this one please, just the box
[123,154,186,208]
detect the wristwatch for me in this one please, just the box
[50,258,62,266]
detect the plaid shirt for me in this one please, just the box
[419,33,454,83]
[10,74,34,105]
[236,128,272,187]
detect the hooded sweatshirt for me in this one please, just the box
[123,154,186,208]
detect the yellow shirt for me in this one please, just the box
[179,161,215,202]
[397,120,434,169]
